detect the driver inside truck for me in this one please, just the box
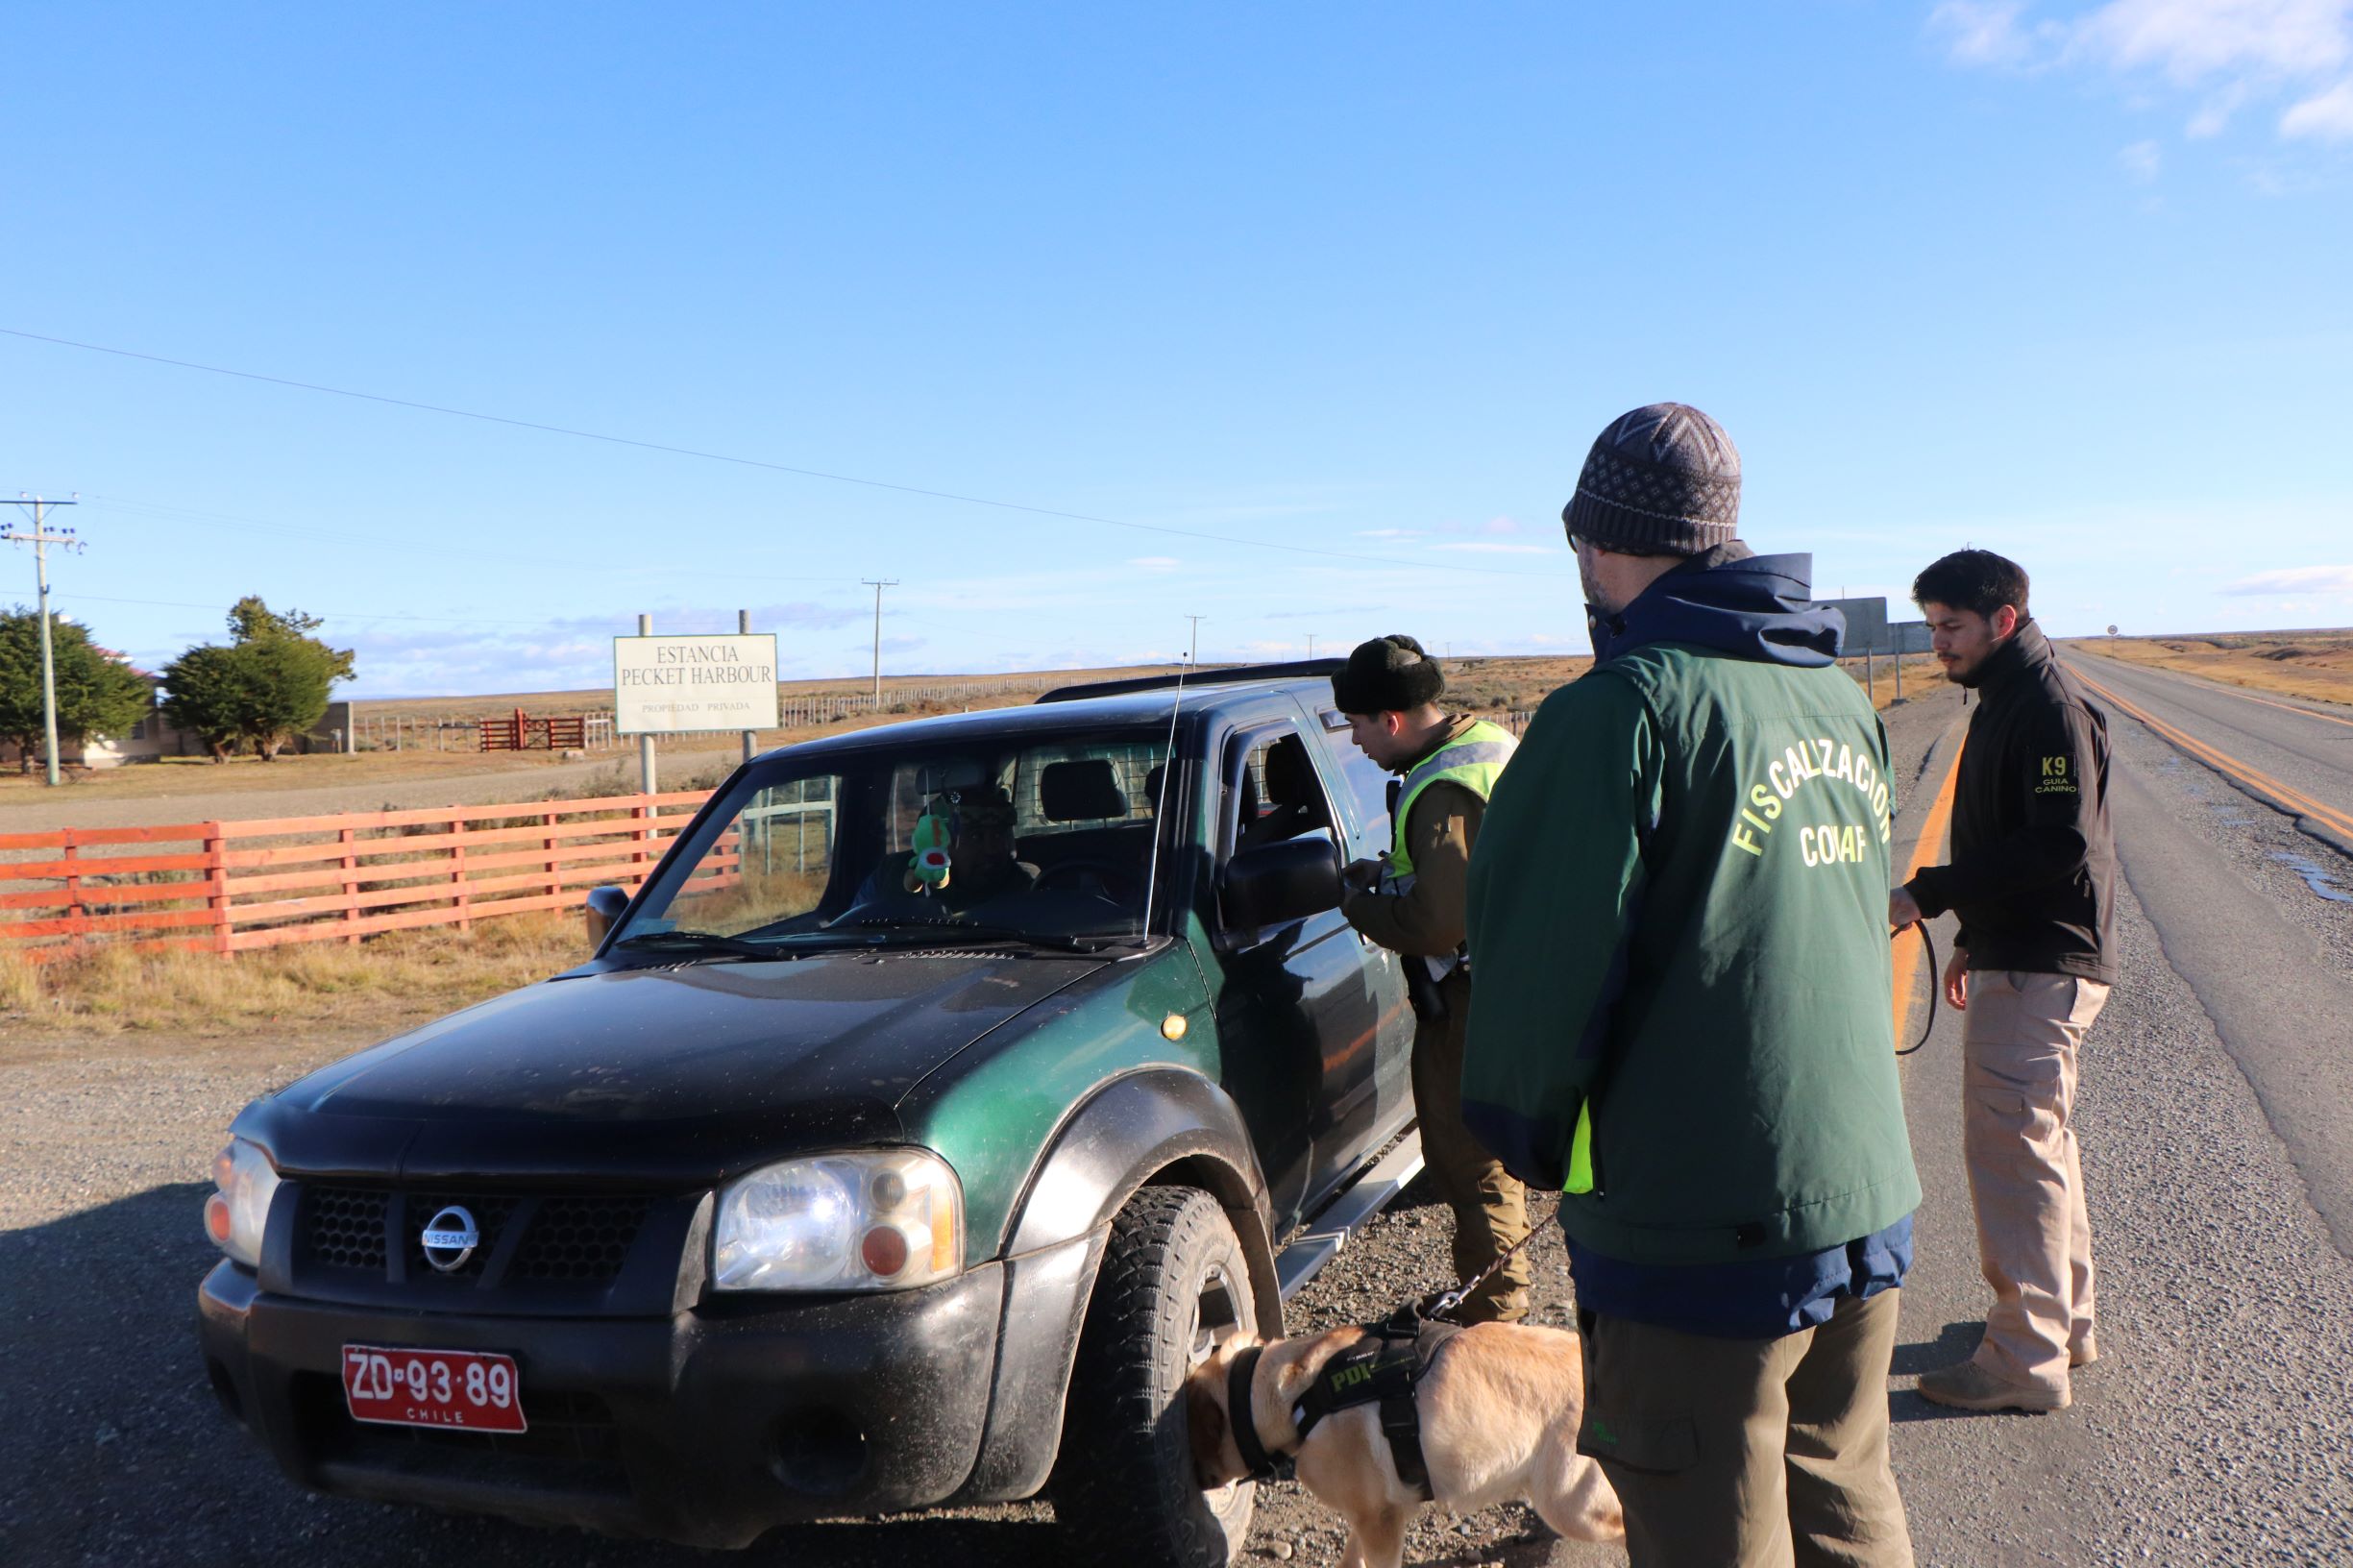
[906,784,1036,910]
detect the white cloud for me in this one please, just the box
[1128,556,1183,573]
[2283,75,2353,135]
[1431,542,1556,556]
[1930,1,2040,63]
[1935,0,2353,143]
[2073,0,2348,85]
[2120,137,2165,177]
[1356,527,1423,540]
[2218,563,2353,594]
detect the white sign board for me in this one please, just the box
[613,634,780,735]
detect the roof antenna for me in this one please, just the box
[1138,647,1192,942]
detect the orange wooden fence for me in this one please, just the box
[0,790,721,959]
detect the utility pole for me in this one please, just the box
[1306,633,1315,660]
[863,579,897,706]
[1184,614,1204,667]
[4,495,83,787]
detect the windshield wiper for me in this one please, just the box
[611,929,781,961]
[839,917,1106,954]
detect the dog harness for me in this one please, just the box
[1224,1306,1462,1498]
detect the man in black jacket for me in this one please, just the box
[1890,549,2117,1414]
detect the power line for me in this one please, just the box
[2,326,1571,579]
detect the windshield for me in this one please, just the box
[615,725,1182,951]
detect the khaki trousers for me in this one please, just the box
[1579,1290,1915,1568]
[1961,968,2110,1393]
[1411,970,1529,1323]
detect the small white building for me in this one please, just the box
[2,675,195,772]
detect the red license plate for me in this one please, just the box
[341,1344,527,1433]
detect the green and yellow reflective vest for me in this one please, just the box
[1386,719,1517,882]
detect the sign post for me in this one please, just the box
[1817,597,1934,707]
[635,614,656,794]
[740,609,757,765]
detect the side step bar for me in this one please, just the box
[1272,1129,1424,1300]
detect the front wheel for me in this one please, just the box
[1052,1186,1259,1568]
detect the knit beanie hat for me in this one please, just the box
[1562,403,1742,555]
[1331,635,1444,715]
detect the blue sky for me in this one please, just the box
[3,1,2348,698]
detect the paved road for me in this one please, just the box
[1883,655,2353,1564]
[2068,650,2353,853]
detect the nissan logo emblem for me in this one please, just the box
[420,1205,481,1273]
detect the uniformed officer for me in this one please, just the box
[1332,634,1528,1324]
[1463,404,1919,1565]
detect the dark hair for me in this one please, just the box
[1912,549,2029,620]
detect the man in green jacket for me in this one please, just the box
[1464,404,1921,1565]
[1333,635,1528,1322]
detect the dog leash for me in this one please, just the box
[1895,919,1937,1056]
[1426,1224,1543,1323]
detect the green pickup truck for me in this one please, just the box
[197,661,1426,1566]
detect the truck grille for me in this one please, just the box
[301,1187,656,1287]
[307,1188,389,1271]
[511,1196,653,1282]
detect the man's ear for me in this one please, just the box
[1992,604,2021,639]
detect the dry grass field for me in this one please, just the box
[2070,630,2353,708]
[0,910,593,1059]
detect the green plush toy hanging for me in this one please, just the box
[905,807,955,894]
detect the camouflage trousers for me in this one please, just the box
[1411,970,1530,1324]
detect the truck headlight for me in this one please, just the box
[204,1139,281,1268]
[711,1150,963,1292]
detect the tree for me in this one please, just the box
[157,644,248,762]
[161,598,356,762]
[0,606,154,772]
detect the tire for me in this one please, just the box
[1052,1186,1259,1568]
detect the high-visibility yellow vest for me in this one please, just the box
[1387,720,1516,880]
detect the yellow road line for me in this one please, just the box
[2075,667,2353,843]
[1893,735,1964,1052]
[2222,688,2353,731]
[2083,654,2353,731]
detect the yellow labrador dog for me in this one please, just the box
[1187,1318,1623,1568]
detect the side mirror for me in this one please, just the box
[1222,837,1342,931]
[584,885,631,948]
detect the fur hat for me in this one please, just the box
[1331,635,1444,715]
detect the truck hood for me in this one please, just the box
[238,952,1106,1185]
